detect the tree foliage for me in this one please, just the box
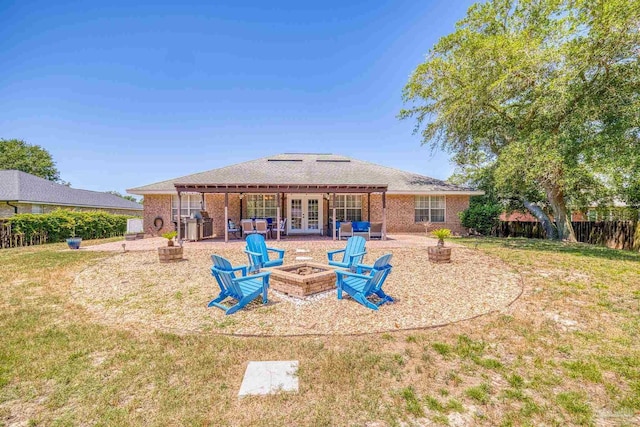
[401,0,640,241]
[0,139,61,182]
[459,196,503,235]
[106,191,139,203]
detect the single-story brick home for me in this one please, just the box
[127,153,482,241]
[0,170,143,217]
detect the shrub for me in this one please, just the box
[7,209,132,243]
[162,231,177,241]
[459,196,502,235]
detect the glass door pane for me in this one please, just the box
[290,199,303,230]
[307,199,319,230]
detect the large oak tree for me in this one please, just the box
[401,0,640,240]
[0,139,61,182]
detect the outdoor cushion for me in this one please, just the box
[352,221,370,232]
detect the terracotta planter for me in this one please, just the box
[125,234,137,241]
[428,246,451,263]
[136,232,145,239]
[158,246,183,263]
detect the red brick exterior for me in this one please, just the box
[143,195,173,235]
[365,194,469,235]
[142,193,471,237]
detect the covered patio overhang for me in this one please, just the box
[173,183,389,242]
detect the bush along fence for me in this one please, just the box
[0,209,131,249]
[493,220,639,251]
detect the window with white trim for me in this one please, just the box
[172,194,202,219]
[330,194,362,222]
[31,204,44,214]
[415,195,446,222]
[246,194,277,219]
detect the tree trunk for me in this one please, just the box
[544,185,577,242]
[522,199,557,239]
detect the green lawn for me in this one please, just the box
[1,238,639,426]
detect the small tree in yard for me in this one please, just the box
[459,196,502,236]
[401,0,640,241]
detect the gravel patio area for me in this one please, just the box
[72,235,523,336]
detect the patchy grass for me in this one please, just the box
[1,237,639,425]
[465,384,491,404]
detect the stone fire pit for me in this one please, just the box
[269,262,338,298]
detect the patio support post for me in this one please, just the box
[332,192,336,241]
[177,191,182,242]
[224,192,229,243]
[276,192,281,241]
[367,193,371,222]
[382,191,387,241]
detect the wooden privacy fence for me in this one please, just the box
[0,221,48,249]
[493,220,638,251]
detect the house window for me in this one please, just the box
[415,195,446,223]
[31,204,44,214]
[246,194,277,219]
[330,194,362,222]
[171,194,202,219]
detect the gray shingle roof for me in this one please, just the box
[0,170,143,211]
[128,153,481,195]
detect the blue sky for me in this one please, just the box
[1,0,476,196]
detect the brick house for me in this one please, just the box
[0,170,143,217]
[127,153,482,240]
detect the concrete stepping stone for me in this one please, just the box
[238,361,299,397]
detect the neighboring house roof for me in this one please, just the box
[128,153,482,195]
[0,170,143,211]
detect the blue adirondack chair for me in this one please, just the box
[209,254,270,315]
[335,253,394,310]
[327,236,367,271]
[244,234,285,273]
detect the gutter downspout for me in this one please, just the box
[6,202,18,214]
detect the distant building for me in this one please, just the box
[0,170,143,217]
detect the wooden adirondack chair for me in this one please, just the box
[335,253,394,310]
[327,236,366,271]
[209,254,270,315]
[244,234,285,273]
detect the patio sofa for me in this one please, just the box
[335,221,371,238]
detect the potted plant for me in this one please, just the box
[162,231,177,246]
[66,220,82,250]
[428,228,452,263]
[158,231,182,262]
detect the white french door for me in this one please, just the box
[288,195,323,234]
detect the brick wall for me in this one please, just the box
[143,195,173,235]
[205,193,241,237]
[367,194,469,235]
[141,192,471,237]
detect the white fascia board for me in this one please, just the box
[386,190,485,196]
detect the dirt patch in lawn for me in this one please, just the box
[71,244,522,336]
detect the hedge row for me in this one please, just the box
[7,209,133,242]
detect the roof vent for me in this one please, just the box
[267,159,303,162]
[316,159,351,163]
